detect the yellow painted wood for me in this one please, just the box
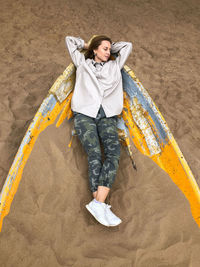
[122,92,151,156]
[1,55,200,231]
[56,92,73,128]
[0,98,67,231]
[124,68,200,227]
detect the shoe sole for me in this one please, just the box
[109,221,122,227]
[85,205,110,227]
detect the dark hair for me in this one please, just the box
[84,35,112,60]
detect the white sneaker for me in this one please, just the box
[105,204,122,226]
[86,199,110,227]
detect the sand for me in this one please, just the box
[0,0,200,266]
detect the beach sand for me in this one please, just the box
[0,0,200,266]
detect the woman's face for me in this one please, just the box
[93,40,111,62]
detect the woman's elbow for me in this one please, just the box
[65,36,71,45]
[127,42,133,53]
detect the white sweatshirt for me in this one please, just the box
[65,36,132,118]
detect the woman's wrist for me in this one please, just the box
[84,43,89,49]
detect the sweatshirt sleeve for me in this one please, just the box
[65,36,85,67]
[111,41,132,69]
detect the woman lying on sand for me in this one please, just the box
[65,35,132,227]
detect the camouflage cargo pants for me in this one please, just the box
[74,107,120,192]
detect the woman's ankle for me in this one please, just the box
[92,191,97,199]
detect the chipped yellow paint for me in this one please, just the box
[130,97,161,155]
[49,63,76,103]
[122,92,151,156]
[56,92,73,128]
[152,141,200,225]
[124,68,200,227]
[0,98,68,231]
